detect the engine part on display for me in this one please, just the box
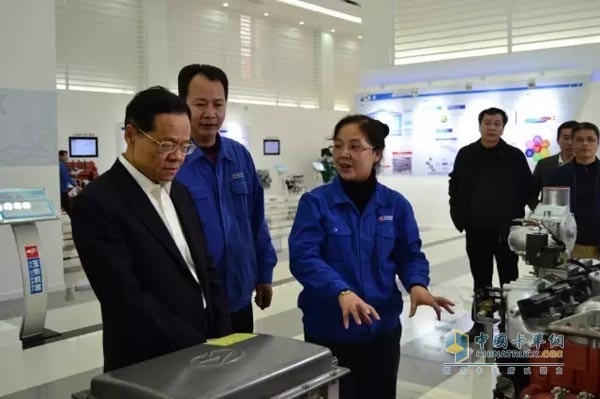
[480,187,600,399]
[508,187,577,271]
[591,271,600,295]
[473,287,505,326]
[257,169,272,189]
[285,175,305,194]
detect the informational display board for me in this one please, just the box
[0,88,57,167]
[356,79,586,176]
[0,188,57,224]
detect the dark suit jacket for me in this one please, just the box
[531,153,563,207]
[71,160,231,371]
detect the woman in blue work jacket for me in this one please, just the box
[289,115,455,399]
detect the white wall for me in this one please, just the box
[227,103,345,194]
[579,81,600,123]
[0,0,63,300]
[57,91,133,174]
[57,94,345,194]
[379,176,452,228]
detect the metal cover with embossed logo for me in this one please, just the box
[88,334,337,399]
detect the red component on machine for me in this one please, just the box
[519,339,600,398]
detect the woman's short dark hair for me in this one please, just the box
[178,64,229,101]
[124,86,190,132]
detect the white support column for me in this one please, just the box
[320,32,335,111]
[143,0,170,87]
[360,0,395,70]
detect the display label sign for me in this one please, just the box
[24,244,43,295]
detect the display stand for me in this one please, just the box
[0,188,60,348]
[312,161,325,184]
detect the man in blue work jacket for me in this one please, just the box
[59,150,76,216]
[176,64,277,332]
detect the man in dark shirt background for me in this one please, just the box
[550,122,600,259]
[449,107,532,338]
[531,120,578,207]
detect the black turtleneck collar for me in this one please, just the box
[199,135,220,164]
[574,158,598,172]
[478,138,505,152]
[339,170,377,214]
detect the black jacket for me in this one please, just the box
[549,159,600,246]
[71,160,231,371]
[449,139,532,232]
[531,153,564,207]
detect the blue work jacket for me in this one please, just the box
[60,161,75,193]
[176,135,277,313]
[289,176,430,342]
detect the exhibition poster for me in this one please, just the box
[356,80,585,176]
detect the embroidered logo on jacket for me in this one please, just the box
[378,215,393,222]
[232,172,245,180]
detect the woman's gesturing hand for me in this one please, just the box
[338,291,381,329]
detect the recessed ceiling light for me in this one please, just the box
[274,0,361,24]
[222,2,229,7]
[330,29,336,33]
[299,21,305,25]
[358,35,363,39]
[263,12,270,16]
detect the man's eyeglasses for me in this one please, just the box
[136,127,196,155]
[574,136,598,144]
[329,142,374,154]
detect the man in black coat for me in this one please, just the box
[449,107,532,337]
[531,120,578,207]
[71,86,231,371]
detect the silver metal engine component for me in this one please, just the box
[508,187,577,257]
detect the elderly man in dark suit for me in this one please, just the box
[71,86,231,371]
[530,120,579,206]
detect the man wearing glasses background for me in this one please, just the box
[71,86,231,371]
[549,122,600,259]
[530,120,579,208]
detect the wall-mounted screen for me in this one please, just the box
[69,137,98,158]
[263,139,280,155]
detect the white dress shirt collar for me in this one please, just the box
[558,152,568,166]
[119,154,172,194]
